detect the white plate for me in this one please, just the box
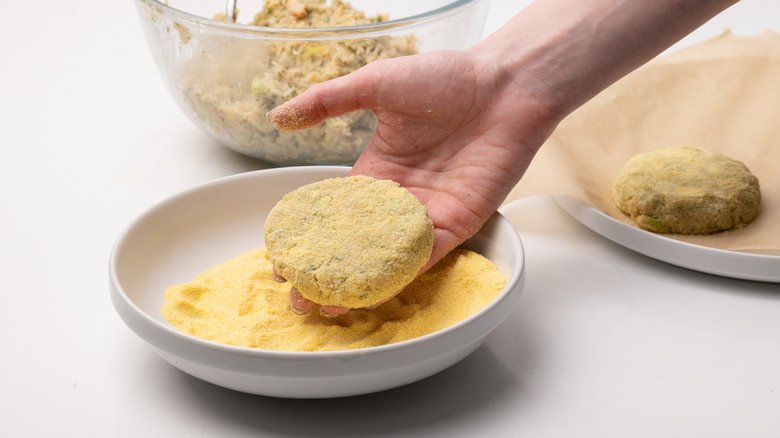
[550,194,780,283]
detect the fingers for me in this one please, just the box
[288,285,352,317]
[319,305,350,317]
[276,265,351,316]
[272,267,286,283]
[289,287,318,315]
[266,65,377,132]
[266,99,324,132]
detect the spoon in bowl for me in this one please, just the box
[225,0,237,22]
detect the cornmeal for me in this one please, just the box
[161,248,505,351]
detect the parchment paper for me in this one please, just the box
[506,30,780,254]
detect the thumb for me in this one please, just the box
[266,67,375,132]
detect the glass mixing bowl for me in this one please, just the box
[135,0,491,165]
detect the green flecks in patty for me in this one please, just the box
[647,217,671,233]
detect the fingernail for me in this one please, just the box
[265,106,280,123]
[318,307,338,318]
[289,287,316,315]
[320,305,349,317]
[291,304,310,315]
[266,105,315,132]
[265,106,293,131]
[272,267,286,283]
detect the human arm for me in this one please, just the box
[268,0,739,314]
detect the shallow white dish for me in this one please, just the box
[551,194,780,283]
[109,166,525,398]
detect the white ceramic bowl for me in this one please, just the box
[135,0,491,165]
[109,166,525,398]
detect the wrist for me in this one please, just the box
[469,0,739,121]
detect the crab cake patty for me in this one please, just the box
[613,146,760,234]
[264,175,434,308]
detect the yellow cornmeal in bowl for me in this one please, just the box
[161,248,505,351]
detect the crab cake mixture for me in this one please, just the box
[264,175,434,308]
[181,0,418,164]
[161,247,505,351]
[613,145,761,234]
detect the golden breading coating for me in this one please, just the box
[264,176,434,308]
[613,145,761,234]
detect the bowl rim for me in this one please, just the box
[139,0,490,39]
[109,166,524,361]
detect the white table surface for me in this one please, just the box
[2,0,779,436]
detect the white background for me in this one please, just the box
[1,0,779,436]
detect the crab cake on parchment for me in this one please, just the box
[264,175,434,308]
[613,145,760,234]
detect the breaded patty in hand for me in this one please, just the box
[264,175,434,309]
[613,145,760,235]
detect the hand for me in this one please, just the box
[267,48,563,315]
[266,0,740,316]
